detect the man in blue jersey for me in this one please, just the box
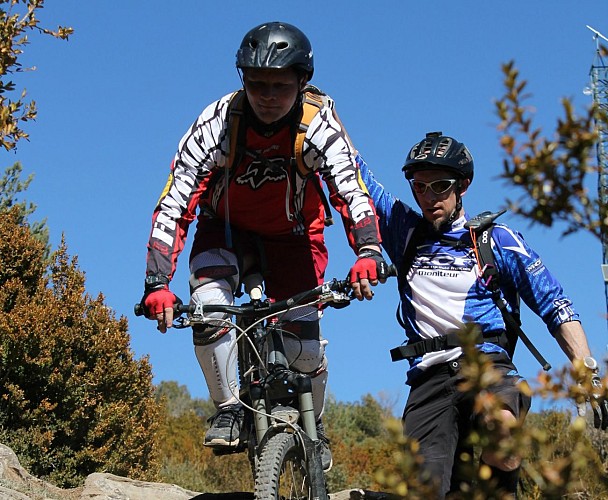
[359,131,607,498]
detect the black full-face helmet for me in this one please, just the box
[236,22,314,81]
[402,131,474,182]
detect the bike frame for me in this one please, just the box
[172,277,354,499]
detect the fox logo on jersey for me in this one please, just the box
[236,157,287,189]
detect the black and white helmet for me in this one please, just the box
[402,131,474,182]
[236,22,314,80]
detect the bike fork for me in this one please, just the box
[298,375,328,500]
[297,375,317,440]
[303,434,329,500]
[250,383,269,445]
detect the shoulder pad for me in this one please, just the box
[302,84,334,110]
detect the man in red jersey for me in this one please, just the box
[140,22,387,471]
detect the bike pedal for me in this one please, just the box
[211,442,247,456]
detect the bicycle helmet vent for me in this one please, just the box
[236,22,314,80]
[402,131,474,181]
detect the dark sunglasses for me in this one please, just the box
[409,178,457,195]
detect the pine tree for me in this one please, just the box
[0,207,162,488]
[0,162,49,255]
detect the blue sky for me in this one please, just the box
[8,0,608,414]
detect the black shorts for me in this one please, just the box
[402,352,531,496]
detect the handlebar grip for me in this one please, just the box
[133,297,189,317]
[387,264,398,277]
[175,303,194,314]
[134,303,145,316]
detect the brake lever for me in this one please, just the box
[173,316,192,329]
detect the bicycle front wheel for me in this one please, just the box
[254,432,317,500]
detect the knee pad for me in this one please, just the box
[190,248,239,291]
[281,321,328,420]
[283,335,328,421]
[283,329,328,375]
[190,280,234,346]
[310,369,328,421]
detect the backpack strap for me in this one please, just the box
[221,90,248,248]
[225,86,334,227]
[471,223,518,357]
[391,210,551,371]
[294,87,327,174]
[294,85,334,226]
[468,213,551,370]
[397,220,430,289]
[394,220,430,329]
[225,90,247,172]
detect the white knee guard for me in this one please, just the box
[195,332,239,409]
[189,249,238,346]
[190,272,239,409]
[311,367,328,421]
[190,280,234,346]
[284,336,329,420]
[190,248,239,290]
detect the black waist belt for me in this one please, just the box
[390,332,502,362]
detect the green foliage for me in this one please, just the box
[325,393,389,443]
[155,380,213,419]
[0,0,72,151]
[0,162,49,255]
[375,325,608,498]
[520,410,606,498]
[323,393,400,492]
[495,60,607,239]
[155,386,253,493]
[0,161,32,212]
[0,207,162,488]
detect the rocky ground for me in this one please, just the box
[0,444,398,499]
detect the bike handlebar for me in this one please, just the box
[134,264,397,319]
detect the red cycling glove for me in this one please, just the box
[349,248,389,283]
[143,287,177,317]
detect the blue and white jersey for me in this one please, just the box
[359,156,579,385]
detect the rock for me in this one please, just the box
[0,443,396,499]
[80,473,201,499]
[0,444,81,499]
[0,443,199,500]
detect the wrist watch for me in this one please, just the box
[144,274,169,291]
[583,356,599,372]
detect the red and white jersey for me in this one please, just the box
[146,91,381,280]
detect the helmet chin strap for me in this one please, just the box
[447,185,463,224]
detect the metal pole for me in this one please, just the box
[587,26,608,326]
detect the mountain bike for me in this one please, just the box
[135,270,394,500]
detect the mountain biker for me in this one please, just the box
[140,21,387,472]
[358,131,608,497]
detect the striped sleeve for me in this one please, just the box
[302,105,382,250]
[145,93,234,280]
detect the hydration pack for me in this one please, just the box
[224,84,335,226]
